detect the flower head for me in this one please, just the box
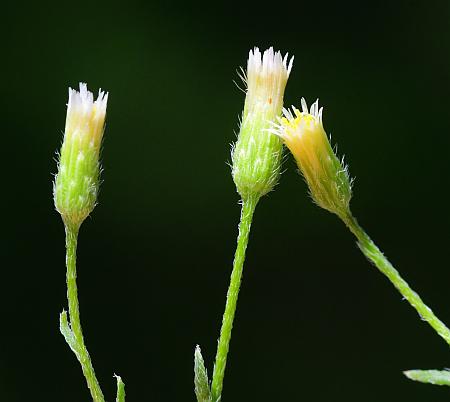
[232,47,293,200]
[244,47,293,117]
[271,98,352,217]
[64,83,108,151]
[54,83,108,227]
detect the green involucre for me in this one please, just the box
[232,110,284,199]
[54,135,101,227]
[306,142,352,217]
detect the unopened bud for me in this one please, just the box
[232,47,293,200]
[54,83,108,227]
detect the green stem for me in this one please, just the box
[211,195,259,401]
[64,224,105,402]
[341,212,450,346]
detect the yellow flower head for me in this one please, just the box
[271,98,352,217]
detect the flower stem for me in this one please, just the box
[211,195,259,401]
[64,224,105,402]
[341,212,450,346]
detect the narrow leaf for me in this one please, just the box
[115,374,126,402]
[59,310,79,356]
[194,345,212,402]
[404,369,450,386]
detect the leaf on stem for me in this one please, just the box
[404,369,450,386]
[59,310,79,356]
[114,374,126,402]
[194,345,212,402]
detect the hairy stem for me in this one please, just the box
[64,224,105,402]
[341,213,450,346]
[211,195,259,401]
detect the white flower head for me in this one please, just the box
[54,82,109,227]
[65,83,108,149]
[246,46,293,83]
[243,47,293,114]
[232,47,293,199]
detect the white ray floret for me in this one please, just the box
[245,47,294,99]
[64,83,109,147]
[247,47,294,79]
[67,82,108,119]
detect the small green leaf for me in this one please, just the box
[404,369,450,386]
[194,345,212,402]
[59,310,79,356]
[115,374,125,402]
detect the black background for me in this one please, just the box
[2,1,450,401]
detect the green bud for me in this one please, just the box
[54,83,108,228]
[232,47,293,200]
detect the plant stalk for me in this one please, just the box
[211,195,259,401]
[341,212,450,346]
[64,224,105,402]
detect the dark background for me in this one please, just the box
[2,0,450,401]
